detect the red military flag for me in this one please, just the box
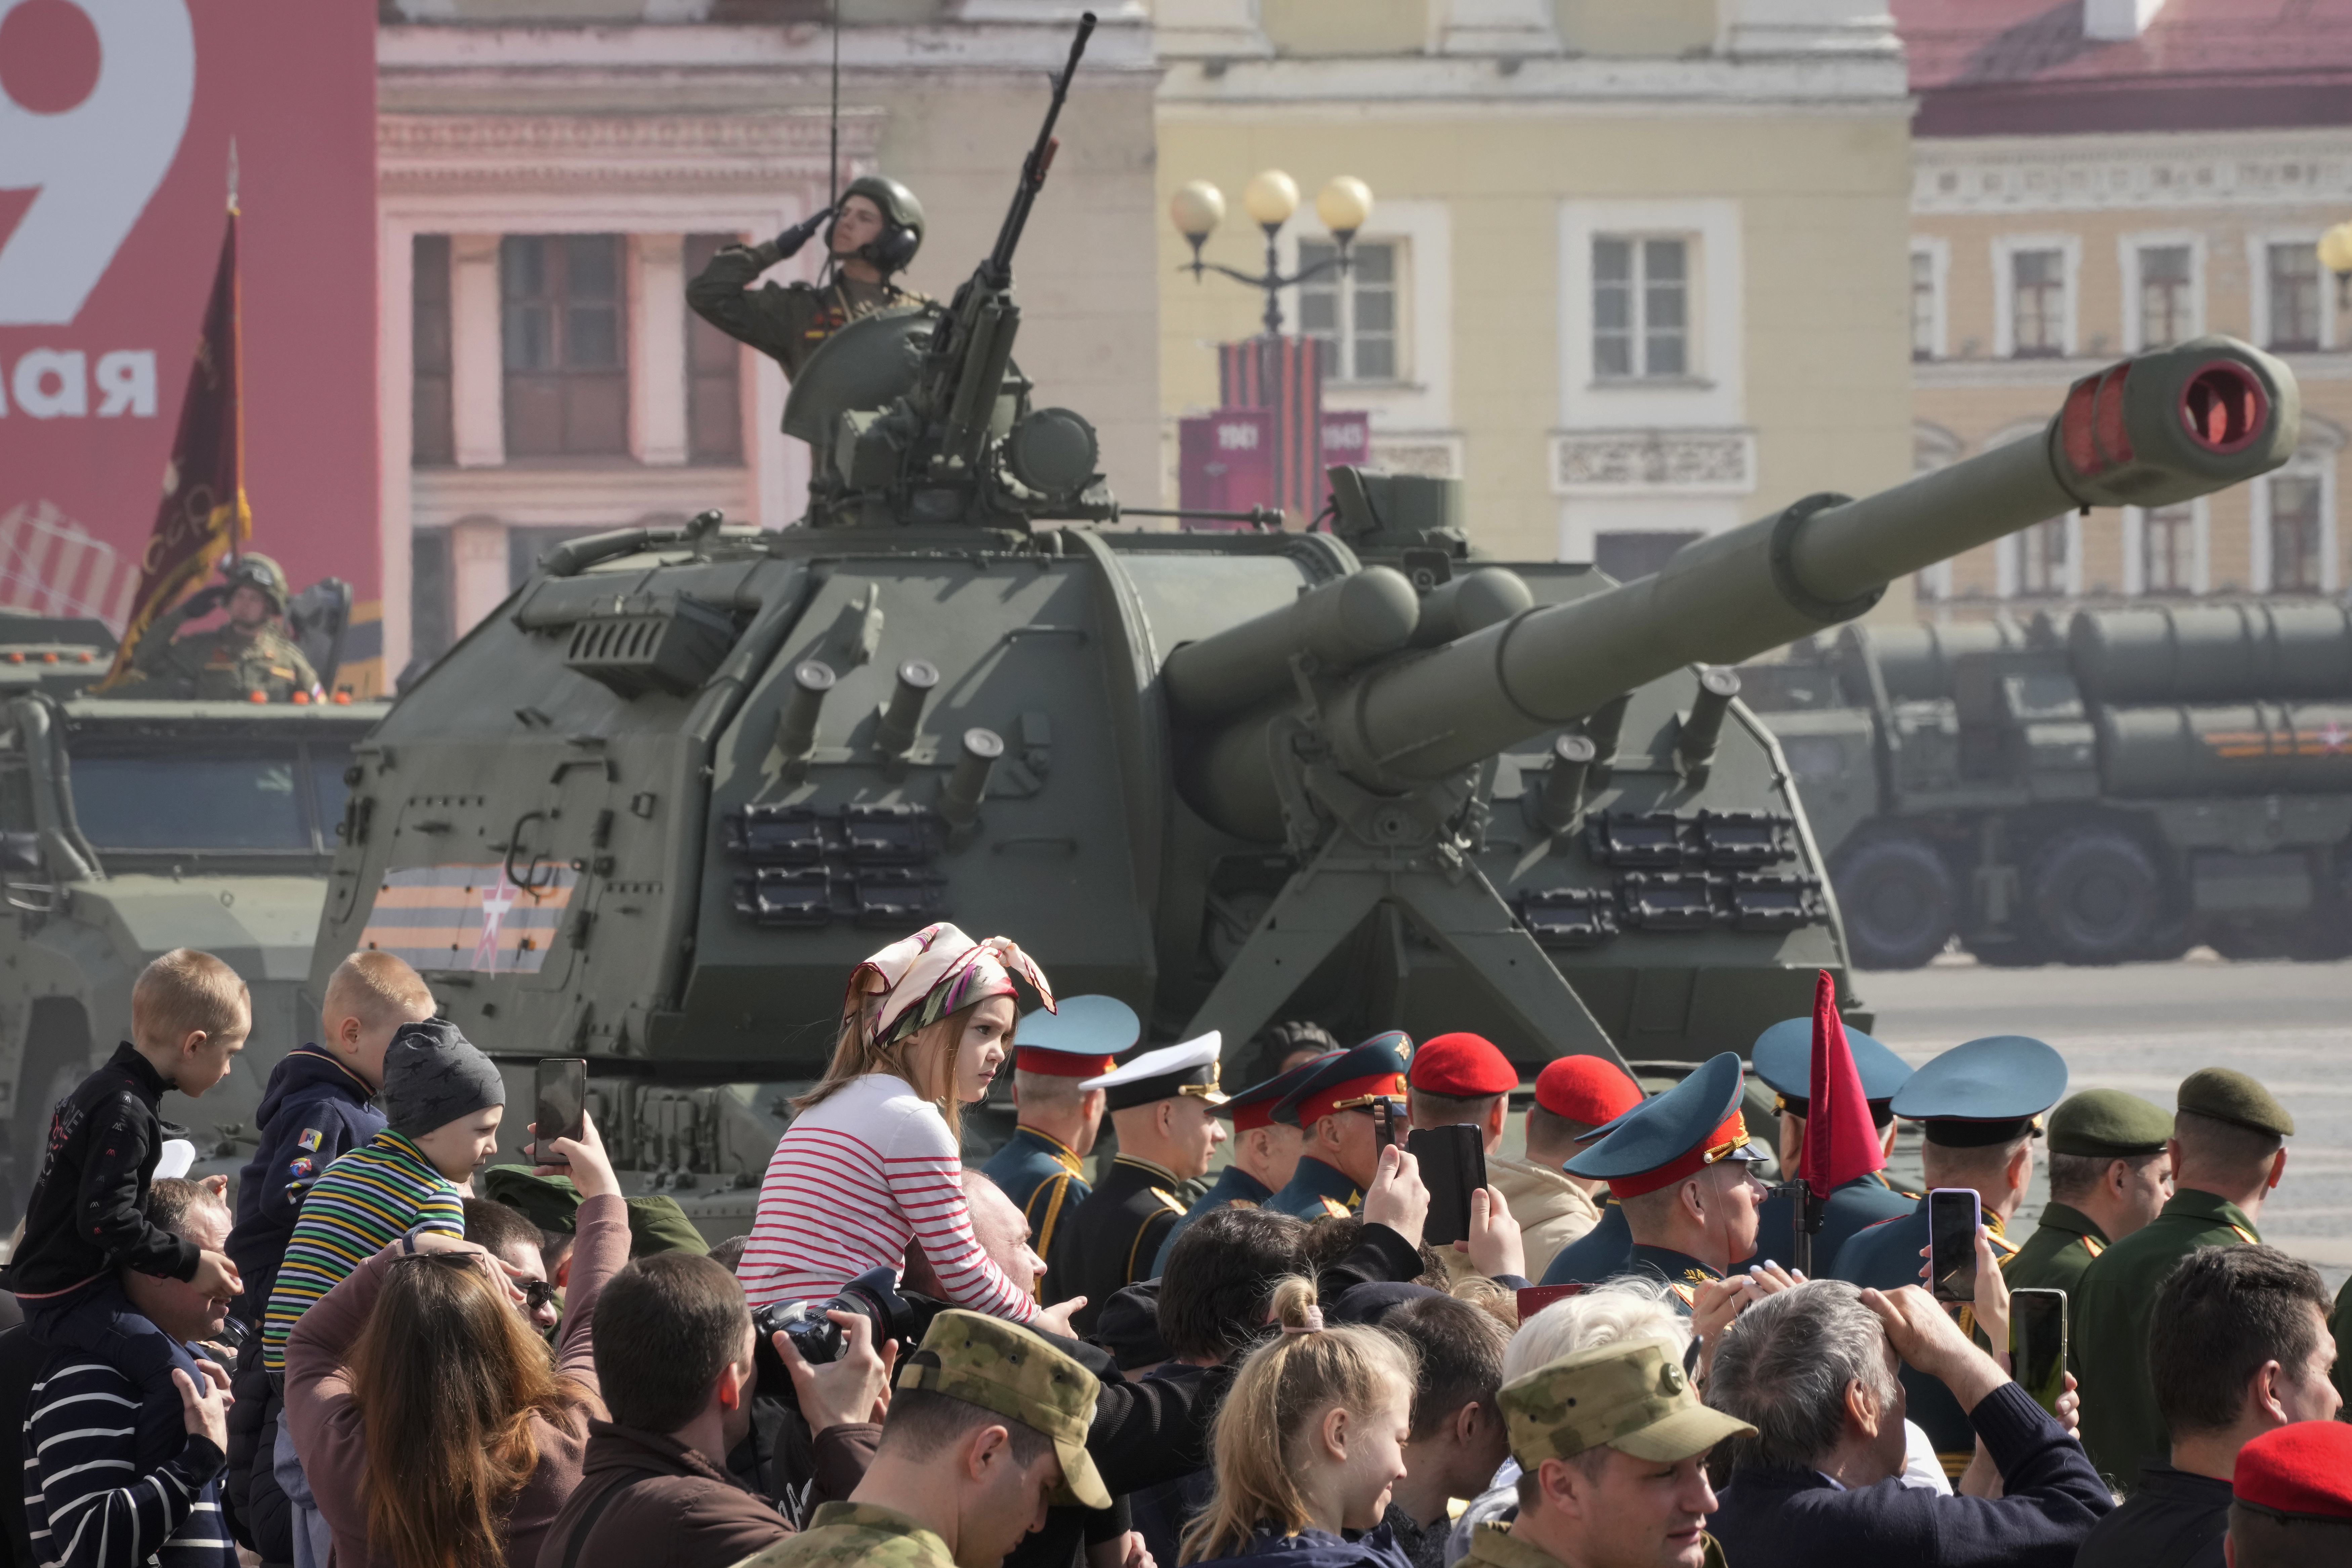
[96,205,251,690]
[1800,968,1886,1197]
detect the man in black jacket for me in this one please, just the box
[1703,1280,2112,1568]
[2074,1245,2339,1568]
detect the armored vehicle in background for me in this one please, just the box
[295,20,2303,1220]
[0,606,388,1211]
[1739,603,2352,970]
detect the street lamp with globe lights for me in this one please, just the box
[1171,171,1375,338]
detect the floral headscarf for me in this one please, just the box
[845,922,1055,1051]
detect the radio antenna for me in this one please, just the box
[828,0,842,213]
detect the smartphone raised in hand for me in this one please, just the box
[1928,1187,1982,1304]
[2011,1288,2067,1416]
[535,1057,587,1166]
[1406,1124,1487,1249]
[1372,1098,1398,1154]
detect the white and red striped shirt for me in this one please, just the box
[736,1073,1036,1322]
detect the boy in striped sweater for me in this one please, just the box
[22,1177,240,1568]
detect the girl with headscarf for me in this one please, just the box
[735,922,1070,1326]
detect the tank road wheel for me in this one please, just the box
[1833,837,1958,971]
[2030,830,2162,966]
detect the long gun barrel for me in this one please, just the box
[1174,337,2301,841]
[986,12,1095,290]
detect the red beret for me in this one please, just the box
[1410,1033,1516,1098]
[2235,1421,2352,1520]
[1535,1056,1644,1126]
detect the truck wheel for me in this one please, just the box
[1834,837,1957,970]
[2030,830,2162,966]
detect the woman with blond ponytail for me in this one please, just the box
[736,922,1081,1329]
[1181,1275,1421,1568]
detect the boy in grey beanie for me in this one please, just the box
[379,1018,508,1153]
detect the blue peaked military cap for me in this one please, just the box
[1012,994,1141,1078]
[1220,1054,1334,1131]
[1888,1033,2068,1148]
[1565,1052,1764,1194]
[1272,1030,1412,1127]
[1750,1017,1915,1116]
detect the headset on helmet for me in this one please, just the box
[828,175,926,277]
[223,553,289,614]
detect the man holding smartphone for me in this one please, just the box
[1558,1053,1770,1312]
[1831,1034,2067,1479]
[1262,1034,1412,1221]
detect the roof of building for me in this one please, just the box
[1896,0,2352,135]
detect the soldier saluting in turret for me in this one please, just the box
[125,553,319,702]
[686,176,931,384]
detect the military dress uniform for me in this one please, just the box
[1047,1034,1224,1334]
[981,995,1140,1269]
[1261,1033,1412,1221]
[1150,1054,1328,1275]
[1538,1201,1629,1287]
[1556,1052,1768,1314]
[2074,1068,2293,1487]
[1832,1032,2068,1476]
[734,1308,1108,1568]
[1739,1015,1918,1276]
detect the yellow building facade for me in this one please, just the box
[1153,0,1918,601]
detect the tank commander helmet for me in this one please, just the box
[831,174,926,276]
[222,553,290,615]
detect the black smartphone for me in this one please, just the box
[1372,1099,1398,1153]
[535,1057,587,1164]
[2011,1288,2067,1416]
[1407,1124,1488,1249]
[1928,1187,1981,1303]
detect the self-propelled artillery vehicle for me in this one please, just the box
[302,18,2303,1215]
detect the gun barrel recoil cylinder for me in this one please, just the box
[940,728,1005,838]
[876,659,940,761]
[776,662,837,775]
[1534,732,1597,834]
[1674,667,1742,778]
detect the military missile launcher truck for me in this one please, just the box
[0,604,387,1213]
[295,24,2301,1222]
[1738,602,2352,970]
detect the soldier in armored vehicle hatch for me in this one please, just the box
[123,553,321,703]
[688,176,934,386]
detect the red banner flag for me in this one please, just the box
[1801,968,1886,1196]
[96,206,248,690]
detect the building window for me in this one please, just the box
[2269,473,2325,592]
[501,235,629,457]
[1593,237,1688,380]
[1910,250,1937,361]
[412,236,454,468]
[1300,239,1399,382]
[2010,248,2066,358]
[2138,246,2193,351]
[2266,244,2323,352]
[2143,502,2196,595]
[2016,516,2069,596]
[684,234,745,463]
[409,528,453,669]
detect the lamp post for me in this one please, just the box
[1170,171,1376,338]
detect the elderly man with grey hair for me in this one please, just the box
[1702,1279,2112,1568]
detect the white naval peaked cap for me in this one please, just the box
[1080,1030,1226,1110]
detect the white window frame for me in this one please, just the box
[1297,236,1407,385]
[2117,231,2205,353]
[2245,230,2336,354]
[2251,449,2339,594]
[1558,199,1743,433]
[1589,234,1698,383]
[1909,238,1949,362]
[1991,234,2081,361]
[2123,498,2209,597]
[1278,198,1453,436]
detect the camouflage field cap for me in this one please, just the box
[1499,1338,1755,1466]
[895,1310,1109,1509]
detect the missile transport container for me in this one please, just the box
[1740,601,2352,968]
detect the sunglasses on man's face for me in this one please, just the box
[520,1280,559,1313]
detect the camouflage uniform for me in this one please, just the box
[129,580,319,701]
[1483,1337,1752,1568]
[743,1502,958,1568]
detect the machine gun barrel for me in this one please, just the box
[986,12,1095,288]
[1180,337,2303,842]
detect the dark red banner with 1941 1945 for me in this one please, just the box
[0,0,378,681]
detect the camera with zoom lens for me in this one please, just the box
[751,1265,941,1403]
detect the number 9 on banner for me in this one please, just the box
[0,0,196,327]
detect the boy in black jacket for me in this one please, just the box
[3,949,248,1387]
[221,950,433,1562]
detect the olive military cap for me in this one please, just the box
[894,1310,1109,1509]
[1499,1338,1754,1467]
[2048,1089,2174,1158]
[2177,1067,2295,1139]
[478,1167,710,1258]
